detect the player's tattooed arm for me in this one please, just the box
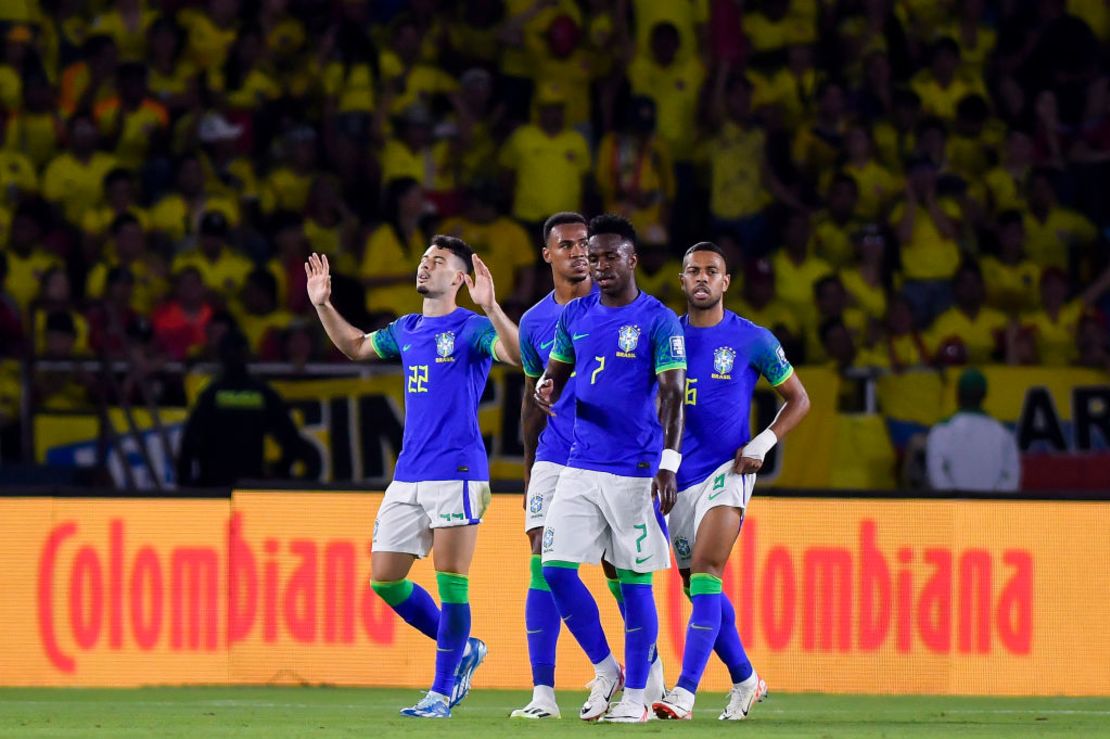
[520,375,548,495]
[654,367,686,515]
[306,253,381,362]
[533,358,572,416]
[465,254,522,366]
[735,373,810,474]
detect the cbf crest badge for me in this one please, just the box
[674,537,692,560]
[713,346,736,377]
[435,331,455,361]
[617,324,641,354]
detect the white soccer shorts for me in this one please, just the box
[541,466,671,573]
[524,461,564,532]
[372,479,491,557]
[669,460,755,569]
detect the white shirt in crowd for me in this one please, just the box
[926,410,1022,492]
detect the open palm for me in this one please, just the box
[305,253,332,306]
[464,254,496,311]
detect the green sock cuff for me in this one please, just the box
[529,554,550,591]
[542,560,580,570]
[606,577,624,604]
[371,579,414,606]
[436,571,469,604]
[615,568,653,585]
[690,573,723,596]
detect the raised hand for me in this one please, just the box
[305,252,332,307]
[463,254,496,312]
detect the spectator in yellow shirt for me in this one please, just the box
[42,114,119,227]
[147,16,200,115]
[806,275,871,364]
[150,152,240,245]
[772,210,834,329]
[981,129,1032,215]
[841,224,891,323]
[498,84,590,230]
[263,125,319,214]
[359,177,427,319]
[93,62,170,172]
[926,261,1009,365]
[3,76,65,170]
[90,0,157,62]
[0,137,37,206]
[197,112,260,208]
[234,269,294,357]
[379,15,458,116]
[910,37,986,120]
[209,26,281,112]
[626,22,706,166]
[59,34,118,118]
[947,94,1002,184]
[841,124,901,222]
[180,0,239,72]
[171,210,253,301]
[596,96,674,248]
[321,23,379,119]
[440,182,536,312]
[726,257,802,352]
[792,80,849,188]
[529,13,597,133]
[981,210,1040,316]
[890,154,963,326]
[31,267,90,357]
[1022,167,1097,271]
[1022,266,1110,366]
[380,105,459,215]
[85,213,169,317]
[3,199,62,316]
[873,89,922,173]
[879,296,932,372]
[812,174,862,268]
[629,0,708,63]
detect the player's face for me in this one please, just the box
[543,222,589,283]
[416,246,465,297]
[588,234,636,295]
[681,250,730,309]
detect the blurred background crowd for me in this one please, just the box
[0,0,1109,461]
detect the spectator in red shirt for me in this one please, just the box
[152,266,212,360]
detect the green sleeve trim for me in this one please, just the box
[522,366,544,378]
[489,336,501,363]
[368,332,386,359]
[606,577,624,605]
[615,568,653,585]
[655,361,687,374]
[528,554,549,592]
[436,571,470,604]
[542,559,580,570]
[690,572,724,596]
[549,351,573,364]
[370,578,414,606]
[769,365,795,387]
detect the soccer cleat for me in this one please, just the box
[719,674,768,720]
[449,637,488,708]
[509,700,561,719]
[400,693,451,718]
[599,699,650,723]
[645,647,666,705]
[579,667,624,721]
[653,688,694,720]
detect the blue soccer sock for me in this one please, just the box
[543,562,615,670]
[431,572,471,697]
[716,591,754,683]
[618,569,658,694]
[676,573,723,694]
[371,578,439,639]
[526,555,560,688]
[606,575,627,620]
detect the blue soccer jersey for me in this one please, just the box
[519,286,598,465]
[677,310,794,490]
[549,290,686,477]
[368,308,499,482]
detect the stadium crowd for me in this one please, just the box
[0,0,1109,454]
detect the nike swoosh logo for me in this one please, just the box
[540,339,555,350]
[402,344,412,351]
[572,332,589,341]
[436,647,454,652]
[525,629,544,634]
[627,626,643,632]
[691,624,715,631]
[635,556,652,564]
[707,491,724,501]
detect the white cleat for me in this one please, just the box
[652,687,694,720]
[719,674,768,720]
[600,699,650,723]
[509,700,561,719]
[645,648,666,706]
[579,668,624,722]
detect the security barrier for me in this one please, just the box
[2,492,1107,695]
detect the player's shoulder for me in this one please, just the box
[561,291,599,321]
[520,291,558,327]
[635,291,679,321]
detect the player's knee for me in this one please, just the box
[370,578,413,606]
[541,561,580,592]
[689,558,726,579]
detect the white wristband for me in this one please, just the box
[741,429,778,462]
[659,448,682,473]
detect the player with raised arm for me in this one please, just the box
[514,213,665,719]
[306,235,521,719]
[534,214,686,723]
[652,242,810,721]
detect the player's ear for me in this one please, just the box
[627,251,638,270]
[722,273,731,292]
[541,245,552,265]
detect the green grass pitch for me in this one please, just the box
[1,688,1108,737]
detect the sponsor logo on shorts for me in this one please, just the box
[542,528,555,552]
